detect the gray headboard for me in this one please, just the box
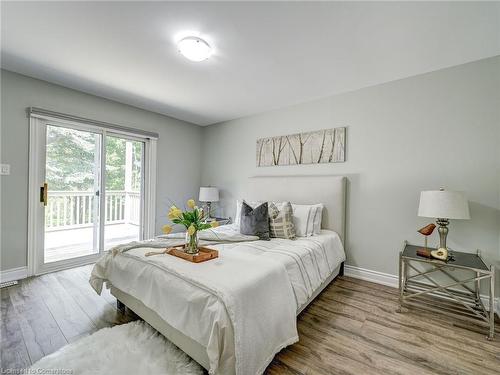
[243,175,347,243]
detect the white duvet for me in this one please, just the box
[90,224,345,375]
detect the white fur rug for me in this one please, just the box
[30,321,204,375]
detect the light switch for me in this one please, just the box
[1,164,10,175]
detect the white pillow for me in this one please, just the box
[311,204,324,235]
[291,203,324,236]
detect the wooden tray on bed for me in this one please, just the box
[168,246,218,263]
[145,246,218,263]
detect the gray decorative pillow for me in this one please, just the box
[269,202,296,240]
[240,201,270,240]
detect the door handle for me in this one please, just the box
[40,182,48,206]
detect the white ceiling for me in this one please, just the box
[2,2,499,126]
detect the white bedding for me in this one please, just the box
[90,224,345,375]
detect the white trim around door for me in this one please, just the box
[27,114,157,276]
[144,139,157,239]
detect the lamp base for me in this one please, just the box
[205,202,213,220]
[436,218,449,249]
[436,218,455,260]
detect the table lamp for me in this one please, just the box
[417,188,470,250]
[199,186,219,220]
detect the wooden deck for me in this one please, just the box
[1,266,498,373]
[44,223,139,263]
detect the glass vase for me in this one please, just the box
[185,230,199,254]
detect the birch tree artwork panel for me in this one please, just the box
[256,127,345,167]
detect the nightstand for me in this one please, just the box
[398,240,495,340]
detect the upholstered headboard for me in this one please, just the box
[243,175,347,243]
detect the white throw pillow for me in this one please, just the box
[311,204,324,235]
[290,204,311,237]
[291,203,324,236]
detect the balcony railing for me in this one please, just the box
[45,190,140,231]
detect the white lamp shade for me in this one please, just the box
[418,190,470,220]
[199,187,219,202]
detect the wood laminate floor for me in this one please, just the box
[1,265,499,374]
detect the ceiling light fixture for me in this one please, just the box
[177,36,212,62]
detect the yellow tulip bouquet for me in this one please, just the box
[162,199,219,254]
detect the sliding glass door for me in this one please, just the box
[44,125,102,263]
[29,116,151,275]
[104,136,143,250]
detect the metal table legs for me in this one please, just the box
[398,251,495,340]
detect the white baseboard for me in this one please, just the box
[0,266,28,284]
[344,265,398,288]
[344,264,499,316]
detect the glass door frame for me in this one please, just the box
[103,133,146,251]
[28,114,157,276]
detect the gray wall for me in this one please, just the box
[0,70,203,271]
[201,57,500,293]
[2,57,499,298]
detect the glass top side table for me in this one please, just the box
[398,241,495,340]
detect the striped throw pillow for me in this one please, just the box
[269,202,296,240]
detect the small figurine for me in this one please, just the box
[417,223,436,250]
[416,248,431,258]
[431,247,448,261]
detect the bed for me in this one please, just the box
[90,175,347,375]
